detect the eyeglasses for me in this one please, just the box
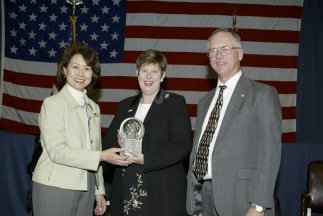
[207,46,241,57]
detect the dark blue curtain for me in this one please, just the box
[297,0,323,143]
[0,130,36,216]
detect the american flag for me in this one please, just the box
[0,0,303,143]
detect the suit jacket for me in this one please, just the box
[103,89,192,216]
[186,74,282,216]
[33,85,104,195]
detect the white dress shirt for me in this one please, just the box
[200,71,242,179]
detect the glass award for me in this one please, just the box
[119,117,145,156]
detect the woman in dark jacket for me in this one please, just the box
[103,49,192,216]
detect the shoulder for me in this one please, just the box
[42,91,65,106]
[241,74,278,95]
[119,95,139,106]
[162,91,186,104]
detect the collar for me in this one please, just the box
[218,70,242,91]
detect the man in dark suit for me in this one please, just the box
[186,28,282,216]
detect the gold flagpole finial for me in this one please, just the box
[66,0,84,42]
[231,7,238,33]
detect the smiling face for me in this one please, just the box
[137,63,165,101]
[63,54,93,92]
[208,31,243,83]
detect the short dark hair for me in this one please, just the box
[136,49,167,72]
[57,42,101,90]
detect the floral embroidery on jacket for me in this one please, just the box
[123,174,147,215]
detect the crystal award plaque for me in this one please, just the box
[120,117,144,156]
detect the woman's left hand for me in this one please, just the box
[129,151,144,165]
[94,194,106,216]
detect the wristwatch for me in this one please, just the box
[251,204,265,213]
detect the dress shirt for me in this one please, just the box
[200,71,242,179]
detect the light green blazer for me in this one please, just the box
[33,85,105,195]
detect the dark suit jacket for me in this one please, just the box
[186,74,282,216]
[103,89,192,216]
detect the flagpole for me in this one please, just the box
[231,7,238,33]
[66,0,84,42]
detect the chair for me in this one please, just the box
[301,161,323,216]
[274,196,281,216]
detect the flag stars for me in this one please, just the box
[29,47,37,56]
[39,22,47,31]
[59,22,68,31]
[6,0,126,62]
[81,6,89,14]
[80,22,88,31]
[92,0,100,6]
[113,0,122,6]
[112,14,120,23]
[90,32,99,41]
[91,15,99,23]
[101,6,110,14]
[10,29,18,37]
[10,46,18,54]
[111,32,119,40]
[49,31,57,40]
[28,30,37,39]
[60,5,69,13]
[9,12,18,20]
[51,0,58,5]
[48,48,56,57]
[100,41,109,50]
[29,13,37,22]
[110,49,118,58]
[49,13,58,22]
[19,4,27,12]
[19,22,27,30]
[39,40,47,48]
[39,4,48,13]
[20,38,27,46]
[59,41,67,48]
[101,24,109,32]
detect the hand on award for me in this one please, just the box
[129,151,144,165]
[118,130,144,165]
[100,148,132,166]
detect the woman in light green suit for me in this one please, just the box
[32,42,131,216]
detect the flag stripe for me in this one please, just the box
[3,58,298,80]
[4,69,296,94]
[2,91,296,121]
[126,26,300,43]
[127,2,302,18]
[3,70,55,88]
[123,51,298,68]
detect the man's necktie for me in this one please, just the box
[193,85,226,181]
